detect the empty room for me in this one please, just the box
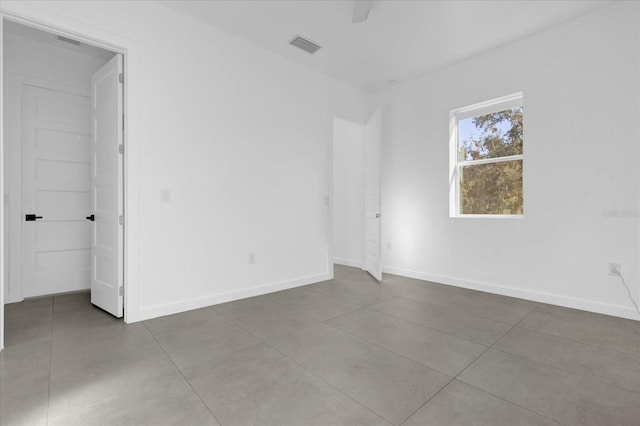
[0,1,638,425]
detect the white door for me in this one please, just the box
[364,109,382,281]
[21,85,92,297]
[89,54,124,317]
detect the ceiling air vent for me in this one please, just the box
[57,35,80,46]
[289,35,322,54]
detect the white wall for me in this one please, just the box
[378,1,640,320]
[3,26,111,303]
[332,117,365,268]
[0,1,370,329]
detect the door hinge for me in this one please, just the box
[119,287,124,296]
[119,215,124,225]
[119,144,124,154]
[119,73,124,83]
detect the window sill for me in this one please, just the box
[450,214,524,219]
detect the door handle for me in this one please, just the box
[86,215,95,221]
[25,214,43,221]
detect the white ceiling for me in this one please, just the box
[159,0,615,93]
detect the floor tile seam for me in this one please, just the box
[358,295,402,308]
[454,305,536,383]
[174,309,391,425]
[504,319,640,363]
[303,284,376,306]
[452,379,569,426]
[269,293,364,319]
[210,300,317,321]
[205,306,273,344]
[516,320,640,361]
[302,285,365,303]
[533,305,640,332]
[489,344,640,397]
[468,308,639,396]
[140,321,223,426]
[397,376,456,426]
[450,310,571,426]
[320,310,475,378]
[319,306,368,324]
[366,302,495,347]
[274,302,360,322]
[259,296,290,308]
[402,292,538,327]
[261,339,396,426]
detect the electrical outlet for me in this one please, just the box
[608,262,621,276]
[248,253,256,264]
[160,189,171,203]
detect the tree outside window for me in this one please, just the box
[450,94,523,217]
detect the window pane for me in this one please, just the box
[460,159,523,215]
[458,107,523,161]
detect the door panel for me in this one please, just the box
[22,85,92,297]
[89,54,124,318]
[364,109,382,281]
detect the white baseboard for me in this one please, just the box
[132,272,332,322]
[333,258,364,269]
[383,266,640,321]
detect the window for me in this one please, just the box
[450,93,523,217]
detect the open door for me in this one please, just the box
[364,109,382,281]
[89,54,123,317]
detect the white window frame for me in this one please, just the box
[449,93,524,219]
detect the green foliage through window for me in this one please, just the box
[457,106,523,215]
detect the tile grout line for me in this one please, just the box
[223,279,561,424]
[393,311,510,426]
[454,305,537,380]
[497,318,640,396]
[141,321,224,426]
[451,305,570,426]
[534,304,640,330]
[454,379,568,426]
[211,306,395,426]
[319,308,466,379]
[396,304,548,426]
[397,376,456,426]
[526,306,640,359]
[397,288,533,327]
[366,297,500,347]
[263,338,396,426]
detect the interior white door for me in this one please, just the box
[21,84,92,297]
[90,54,124,317]
[364,109,382,281]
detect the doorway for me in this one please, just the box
[2,21,124,318]
[332,116,366,269]
[331,110,382,281]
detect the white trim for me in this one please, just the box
[134,272,332,322]
[454,92,523,121]
[1,16,5,351]
[333,258,364,269]
[452,214,524,220]
[449,93,524,218]
[330,112,369,281]
[0,3,142,326]
[458,154,523,168]
[382,266,640,321]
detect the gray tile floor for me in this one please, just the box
[1,265,639,425]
